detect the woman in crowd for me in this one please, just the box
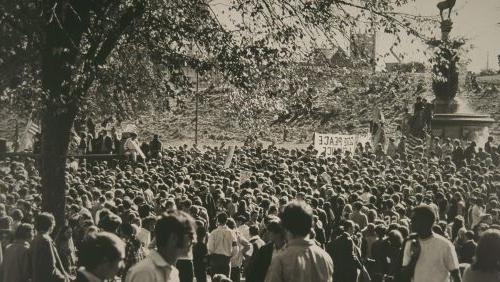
[462,229,500,282]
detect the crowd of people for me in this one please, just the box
[1,130,500,282]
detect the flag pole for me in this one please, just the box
[14,118,19,152]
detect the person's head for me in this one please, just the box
[155,211,196,262]
[280,200,313,239]
[249,225,260,237]
[343,220,355,235]
[35,212,55,235]
[195,224,207,243]
[78,232,126,280]
[472,229,500,272]
[411,205,435,238]
[216,212,228,226]
[15,223,34,241]
[266,219,286,247]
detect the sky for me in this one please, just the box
[211,0,500,72]
[377,0,500,72]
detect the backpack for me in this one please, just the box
[393,234,421,282]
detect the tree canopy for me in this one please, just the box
[0,0,432,225]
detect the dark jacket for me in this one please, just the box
[245,242,274,282]
[30,234,69,282]
[327,232,359,282]
[460,240,477,264]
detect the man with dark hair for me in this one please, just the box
[350,201,368,230]
[485,136,494,154]
[30,213,70,282]
[245,220,285,282]
[327,220,362,282]
[77,232,126,282]
[149,134,163,158]
[265,200,333,282]
[207,212,237,277]
[126,211,196,282]
[248,225,265,253]
[0,223,34,282]
[402,205,461,282]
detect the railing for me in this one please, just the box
[0,152,126,161]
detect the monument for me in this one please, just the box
[429,0,495,140]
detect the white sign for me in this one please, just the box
[314,133,361,156]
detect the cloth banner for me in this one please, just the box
[223,146,235,168]
[314,133,369,157]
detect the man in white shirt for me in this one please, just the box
[402,205,461,282]
[207,212,237,277]
[126,211,196,282]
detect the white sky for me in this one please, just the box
[377,0,500,72]
[211,0,500,72]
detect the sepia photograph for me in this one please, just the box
[0,0,499,281]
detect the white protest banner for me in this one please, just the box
[224,146,235,168]
[121,122,137,133]
[314,133,357,156]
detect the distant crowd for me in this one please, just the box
[1,124,500,281]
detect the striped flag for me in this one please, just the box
[26,120,40,135]
[19,120,40,151]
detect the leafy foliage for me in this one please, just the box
[1,0,432,119]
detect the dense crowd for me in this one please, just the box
[1,131,500,282]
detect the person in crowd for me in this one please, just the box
[442,137,454,159]
[0,223,34,282]
[149,135,163,159]
[462,229,500,282]
[397,136,407,159]
[55,224,77,277]
[423,101,434,132]
[76,232,126,282]
[327,220,362,282]
[245,220,286,282]
[350,201,368,230]
[265,200,333,282]
[2,128,500,282]
[248,225,265,255]
[386,137,397,158]
[126,211,196,282]
[459,230,476,264]
[207,212,237,277]
[31,213,71,282]
[464,142,477,163]
[402,205,461,282]
[484,136,494,154]
[227,218,251,282]
[193,224,208,282]
[121,223,145,279]
[124,133,142,162]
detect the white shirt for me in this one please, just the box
[402,233,459,282]
[471,205,484,228]
[125,250,180,282]
[79,268,104,282]
[207,225,237,257]
[237,224,250,240]
[136,228,151,254]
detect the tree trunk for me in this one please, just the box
[39,108,76,227]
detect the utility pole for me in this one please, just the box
[195,71,199,145]
[486,51,490,71]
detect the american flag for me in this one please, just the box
[18,120,40,151]
[26,120,40,135]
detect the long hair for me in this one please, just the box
[472,229,500,272]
